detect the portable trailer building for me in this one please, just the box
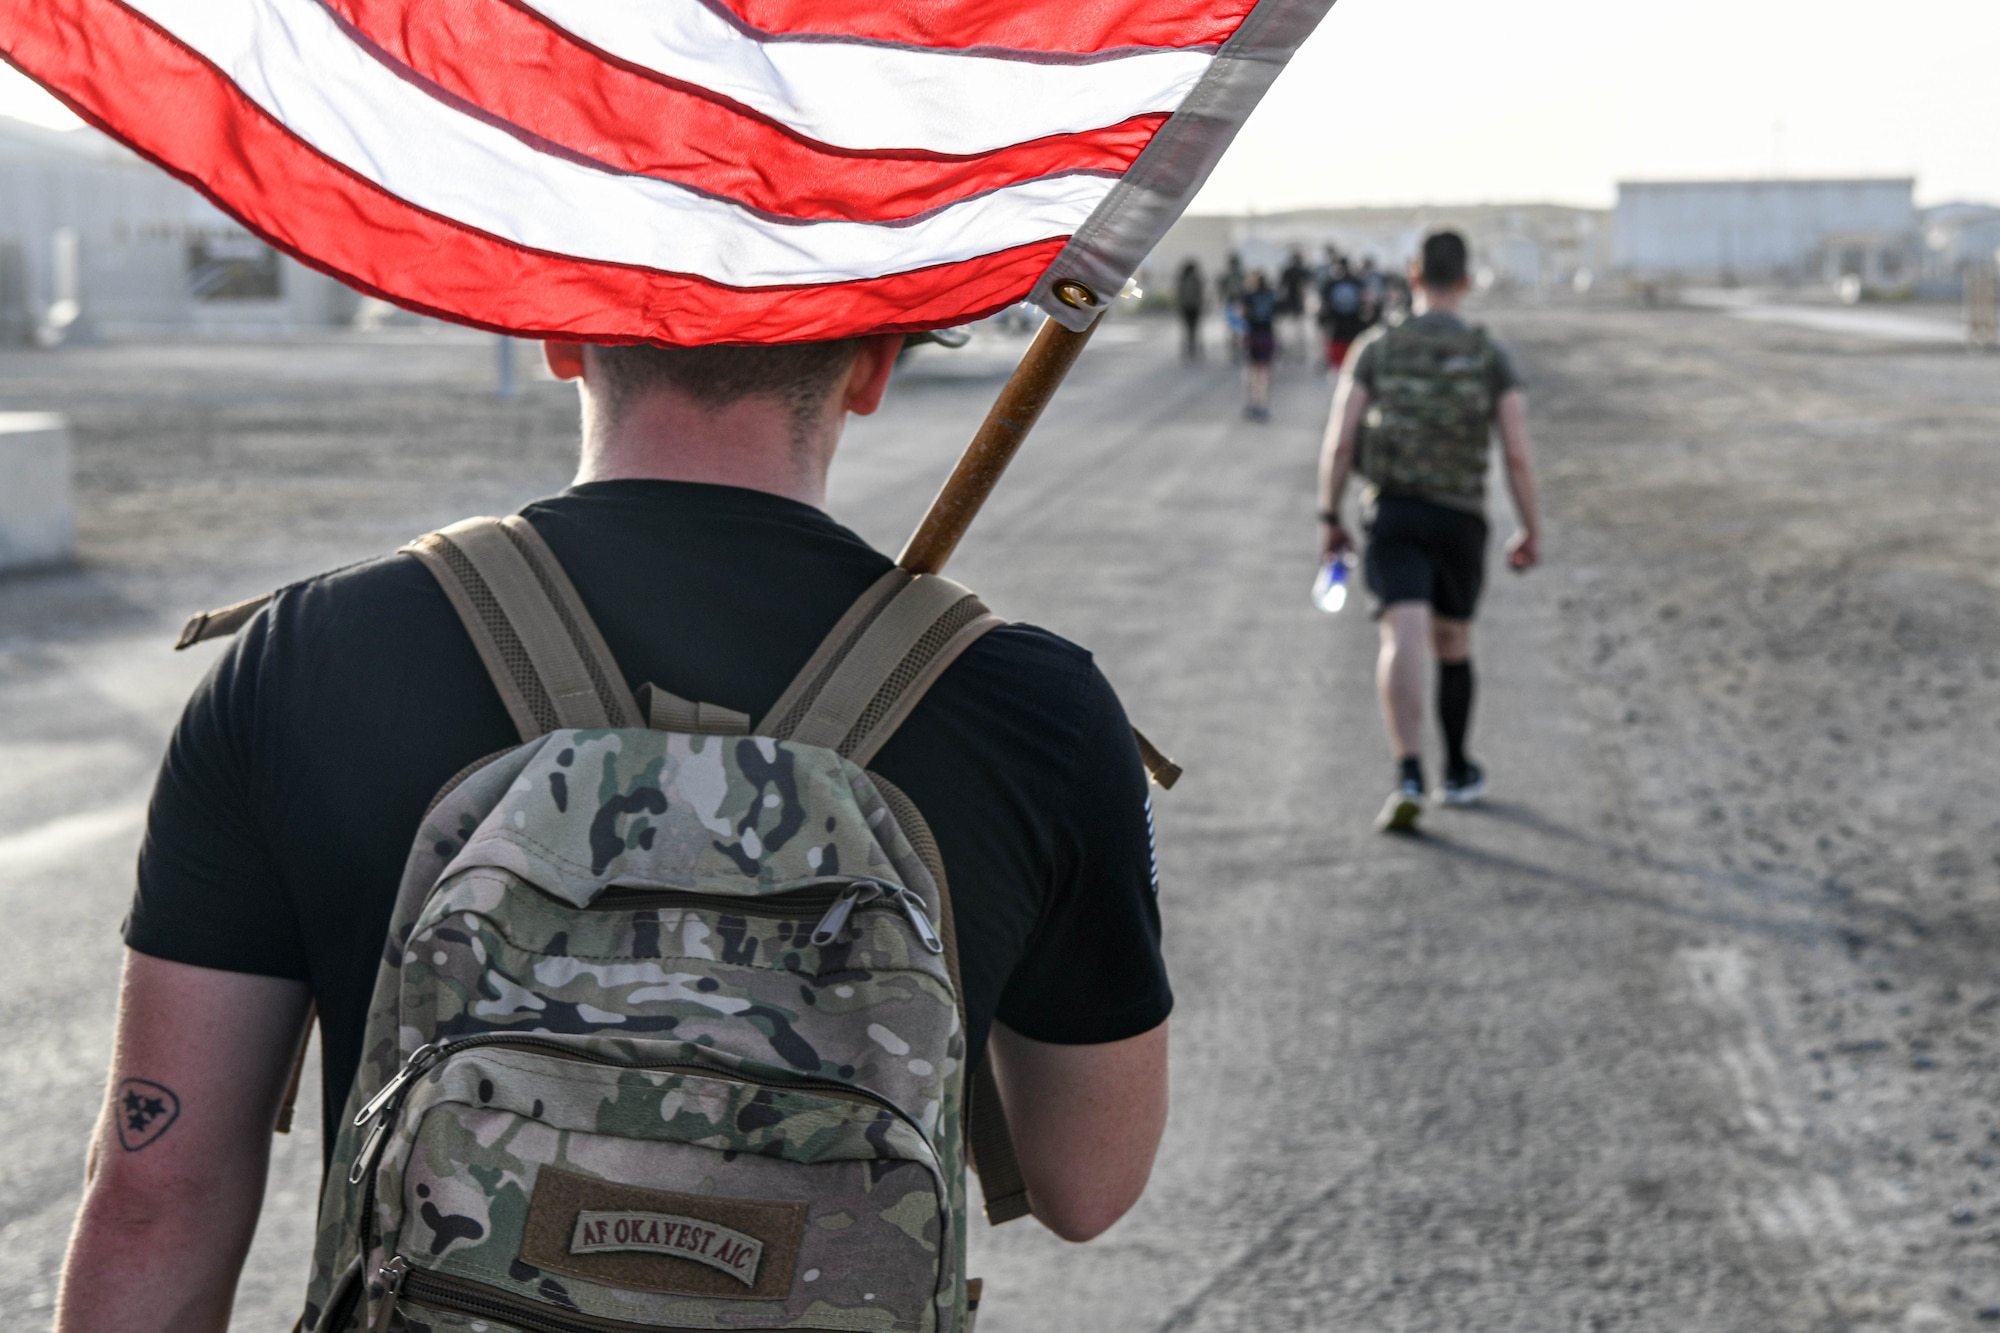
[1614,178,1918,286]
[0,115,358,342]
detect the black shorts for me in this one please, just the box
[1363,493,1489,620]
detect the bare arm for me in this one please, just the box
[1315,378,1369,560]
[985,1019,1169,1242]
[1495,388,1540,569]
[56,952,311,1333]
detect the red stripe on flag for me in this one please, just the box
[331,0,1165,222]
[2,0,1066,343]
[707,0,1254,53]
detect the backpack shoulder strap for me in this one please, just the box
[401,515,640,741]
[175,541,1184,793]
[175,591,273,649]
[759,569,1003,766]
[764,572,1038,1220]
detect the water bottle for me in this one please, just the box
[1311,555,1349,614]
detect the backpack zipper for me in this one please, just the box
[350,1007,935,1191]
[377,1258,847,1333]
[588,876,943,955]
[589,884,850,915]
[352,1031,926,1187]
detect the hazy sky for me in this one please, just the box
[1193,0,1998,211]
[3,0,1994,211]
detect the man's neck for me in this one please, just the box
[571,393,835,509]
[1415,287,1464,317]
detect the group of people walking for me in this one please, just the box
[1175,245,1407,419]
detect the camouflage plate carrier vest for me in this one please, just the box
[1355,318,1503,505]
[274,516,1036,1333]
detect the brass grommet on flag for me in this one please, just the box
[1052,279,1099,310]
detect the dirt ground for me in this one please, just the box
[0,301,1996,1331]
[1516,302,2000,1327]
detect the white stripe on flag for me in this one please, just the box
[125,0,1121,285]
[521,0,1213,155]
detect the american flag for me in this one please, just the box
[2,0,1332,344]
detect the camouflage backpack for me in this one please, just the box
[1354,317,1503,505]
[286,516,1035,1333]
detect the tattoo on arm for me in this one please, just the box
[114,1079,182,1151]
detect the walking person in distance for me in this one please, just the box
[1218,251,1247,364]
[1238,269,1280,420]
[1315,230,1542,833]
[1278,247,1312,359]
[1175,258,1206,360]
[1318,257,1368,371]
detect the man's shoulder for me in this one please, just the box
[256,549,451,645]
[1347,322,1391,374]
[933,620,1105,725]
[233,525,1124,774]
[256,550,1112,721]
[206,549,471,715]
[876,615,1128,783]
[1352,322,1392,352]
[1375,314,1503,356]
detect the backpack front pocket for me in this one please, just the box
[362,1041,949,1333]
[400,871,961,1126]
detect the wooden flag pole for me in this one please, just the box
[893,281,1182,791]
[896,282,1102,576]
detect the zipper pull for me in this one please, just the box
[349,1040,450,1186]
[354,1041,445,1127]
[369,1256,409,1333]
[810,883,867,946]
[348,1114,390,1186]
[894,888,945,954]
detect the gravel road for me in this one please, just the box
[0,303,1995,1331]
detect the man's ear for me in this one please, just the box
[842,333,906,417]
[544,341,586,381]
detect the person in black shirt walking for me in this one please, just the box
[1318,257,1368,371]
[1278,247,1312,358]
[58,334,1174,1327]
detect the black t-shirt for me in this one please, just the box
[127,481,1172,1147]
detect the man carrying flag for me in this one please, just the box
[3,0,1337,1326]
[60,329,1179,1332]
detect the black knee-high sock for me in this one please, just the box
[1438,660,1474,775]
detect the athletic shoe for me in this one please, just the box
[1375,779,1425,833]
[1438,763,1488,806]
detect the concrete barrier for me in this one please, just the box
[0,412,74,571]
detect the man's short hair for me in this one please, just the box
[1418,231,1470,290]
[587,340,860,439]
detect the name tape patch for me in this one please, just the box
[571,1211,765,1286]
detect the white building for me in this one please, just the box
[1614,179,1918,287]
[1922,203,2000,279]
[0,116,358,342]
